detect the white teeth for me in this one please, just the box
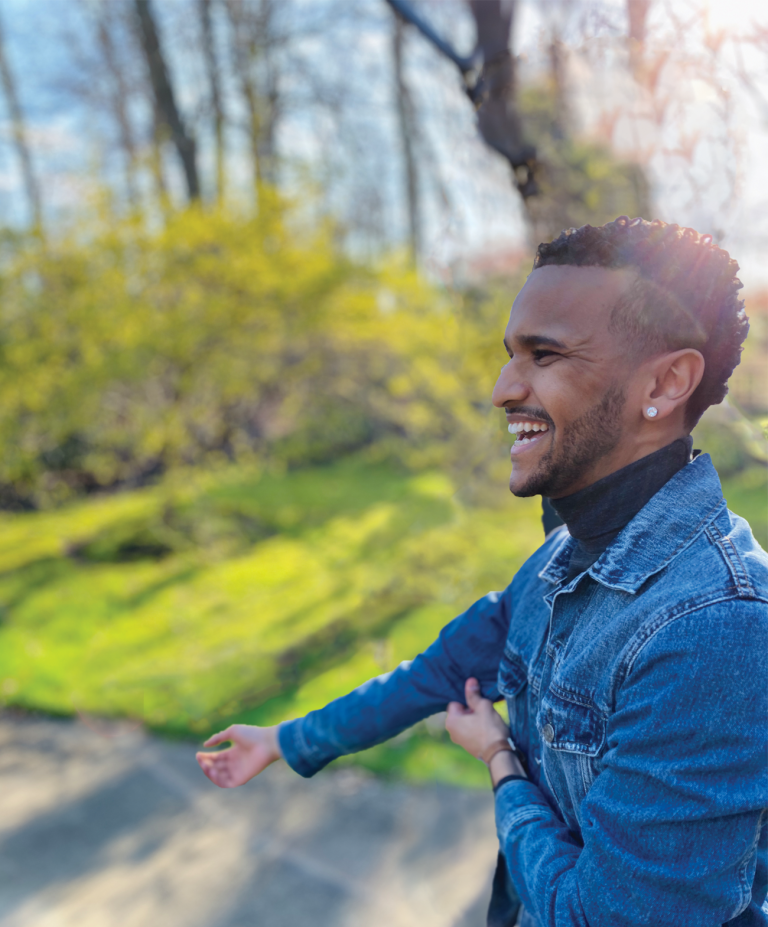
[508,421,549,435]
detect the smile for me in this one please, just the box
[508,420,550,454]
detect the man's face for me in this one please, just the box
[492,264,643,499]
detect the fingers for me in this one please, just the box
[464,677,483,711]
[196,750,234,788]
[446,701,469,718]
[203,726,233,748]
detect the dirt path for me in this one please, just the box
[0,711,498,927]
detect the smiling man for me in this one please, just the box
[197,218,768,927]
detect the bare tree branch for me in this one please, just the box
[199,0,225,202]
[224,0,280,187]
[392,12,420,261]
[384,0,537,200]
[0,6,43,234]
[387,0,478,74]
[627,0,653,80]
[134,0,200,201]
[95,6,140,208]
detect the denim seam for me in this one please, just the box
[541,752,557,803]
[618,591,748,685]
[592,497,726,593]
[549,681,599,711]
[499,650,528,697]
[538,531,577,585]
[545,641,560,664]
[707,521,754,596]
[736,809,767,915]
[579,752,590,796]
[548,740,603,756]
[498,804,549,838]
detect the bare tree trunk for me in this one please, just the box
[392,14,420,262]
[259,0,279,185]
[133,0,200,201]
[627,0,652,79]
[467,0,535,196]
[150,106,170,207]
[225,0,262,186]
[95,7,140,208]
[385,0,536,200]
[0,8,43,234]
[225,0,278,188]
[199,0,225,202]
[548,36,568,139]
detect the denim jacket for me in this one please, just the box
[279,454,768,926]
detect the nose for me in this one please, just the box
[492,360,530,409]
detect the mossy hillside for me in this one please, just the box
[0,451,764,788]
[0,454,540,729]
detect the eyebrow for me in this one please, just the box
[504,334,568,353]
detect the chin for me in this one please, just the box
[508,469,547,498]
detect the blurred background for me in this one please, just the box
[0,1,765,925]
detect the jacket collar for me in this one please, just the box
[538,453,725,594]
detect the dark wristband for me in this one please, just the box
[493,774,527,793]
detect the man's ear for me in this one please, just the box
[643,349,705,420]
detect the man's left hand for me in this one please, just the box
[445,678,526,784]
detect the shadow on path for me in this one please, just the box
[0,711,497,927]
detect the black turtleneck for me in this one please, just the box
[549,437,694,581]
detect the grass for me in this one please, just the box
[0,452,764,788]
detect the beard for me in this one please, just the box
[512,383,627,498]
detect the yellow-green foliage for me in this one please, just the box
[0,193,515,506]
[0,194,764,789]
[0,453,544,786]
[0,452,764,787]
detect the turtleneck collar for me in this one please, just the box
[550,436,694,580]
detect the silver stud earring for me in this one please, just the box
[646,406,658,418]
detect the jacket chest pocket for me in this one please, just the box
[497,649,529,748]
[539,684,606,756]
[538,685,606,819]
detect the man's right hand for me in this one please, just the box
[196,724,282,788]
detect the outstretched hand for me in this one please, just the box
[196,724,282,789]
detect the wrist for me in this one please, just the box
[488,749,517,786]
[488,743,526,786]
[270,724,284,761]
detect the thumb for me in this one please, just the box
[203,726,233,748]
[465,677,483,711]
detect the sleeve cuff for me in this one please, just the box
[493,774,527,793]
[495,778,553,845]
[278,718,329,778]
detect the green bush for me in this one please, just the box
[0,193,517,508]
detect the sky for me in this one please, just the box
[1,0,768,291]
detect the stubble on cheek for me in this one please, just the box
[512,383,627,498]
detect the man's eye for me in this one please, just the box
[533,350,560,364]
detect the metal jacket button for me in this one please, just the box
[542,723,555,743]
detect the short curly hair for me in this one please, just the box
[534,216,749,427]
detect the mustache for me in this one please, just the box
[502,405,554,427]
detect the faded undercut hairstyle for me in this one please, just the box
[533,216,749,428]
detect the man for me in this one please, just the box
[197,217,768,926]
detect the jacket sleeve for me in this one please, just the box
[278,587,511,777]
[494,598,768,927]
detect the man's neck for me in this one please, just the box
[550,437,694,578]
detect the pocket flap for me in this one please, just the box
[497,650,528,698]
[539,685,606,757]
